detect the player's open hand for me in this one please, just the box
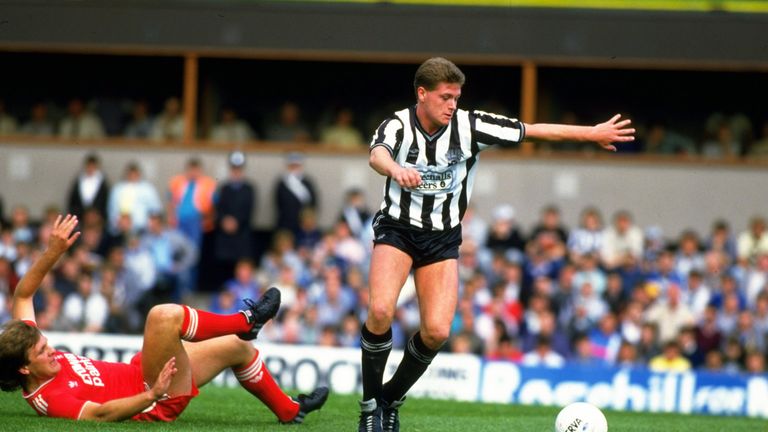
[48,214,81,255]
[150,356,178,400]
[392,165,422,189]
[590,114,635,151]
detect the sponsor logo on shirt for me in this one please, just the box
[62,353,105,387]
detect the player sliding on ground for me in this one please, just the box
[0,214,328,423]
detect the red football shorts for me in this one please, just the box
[129,351,200,422]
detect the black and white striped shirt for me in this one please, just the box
[370,105,525,231]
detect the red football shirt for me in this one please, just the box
[23,351,145,420]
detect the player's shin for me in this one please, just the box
[360,324,393,402]
[381,331,439,403]
[233,349,300,422]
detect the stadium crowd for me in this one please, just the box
[0,159,767,378]
[1,97,768,158]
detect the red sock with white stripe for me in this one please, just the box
[233,350,300,422]
[180,305,251,342]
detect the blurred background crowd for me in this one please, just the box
[0,148,766,377]
[1,94,768,159]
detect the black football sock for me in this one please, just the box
[361,323,393,403]
[381,331,439,403]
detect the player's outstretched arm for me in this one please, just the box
[79,357,177,421]
[11,214,80,321]
[524,114,635,152]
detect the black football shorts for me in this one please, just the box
[372,211,462,268]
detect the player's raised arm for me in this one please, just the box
[11,214,80,321]
[524,113,635,152]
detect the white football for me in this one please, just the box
[554,402,608,432]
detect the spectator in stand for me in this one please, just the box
[10,205,35,245]
[107,162,163,234]
[485,204,526,257]
[744,350,766,374]
[94,264,131,333]
[644,283,695,343]
[0,100,18,135]
[645,249,685,300]
[701,250,729,294]
[734,310,764,354]
[587,312,622,365]
[210,107,255,143]
[521,309,570,358]
[744,252,768,308]
[722,336,744,373]
[295,208,323,258]
[649,340,691,372]
[214,151,255,285]
[168,157,217,249]
[636,322,661,363]
[461,204,489,249]
[570,333,602,366]
[568,281,608,335]
[151,96,185,141]
[67,153,110,221]
[677,326,705,369]
[0,226,18,263]
[58,271,109,333]
[709,274,746,310]
[616,341,641,367]
[309,264,357,328]
[701,121,741,159]
[141,211,198,303]
[737,215,768,266]
[674,229,705,278]
[274,152,318,236]
[643,120,696,156]
[521,335,565,368]
[704,350,724,372]
[124,100,154,139]
[20,102,55,136]
[320,107,364,150]
[619,300,644,345]
[0,257,18,323]
[603,271,627,315]
[753,292,768,341]
[260,230,306,287]
[567,206,604,266]
[572,252,607,296]
[338,188,371,239]
[600,210,644,270]
[747,120,768,159]
[219,258,260,311]
[681,270,712,317]
[485,334,522,362]
[529,205,568,246]
[715,292,743,336]
[696,305,723,354]
[265,101,311,143]
[58,98,105,139]
[704,219,737,263]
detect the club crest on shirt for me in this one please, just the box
[446,146,462,166]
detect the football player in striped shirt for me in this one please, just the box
[358,57,634,432]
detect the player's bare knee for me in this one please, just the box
[146,304,183,327]
[421,326,450,348]
[368,303,396,326]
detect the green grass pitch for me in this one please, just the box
[1,386,765,432]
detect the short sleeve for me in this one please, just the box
[470,110,525,150]
[369,117,404,156]
[29,391,89,420]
